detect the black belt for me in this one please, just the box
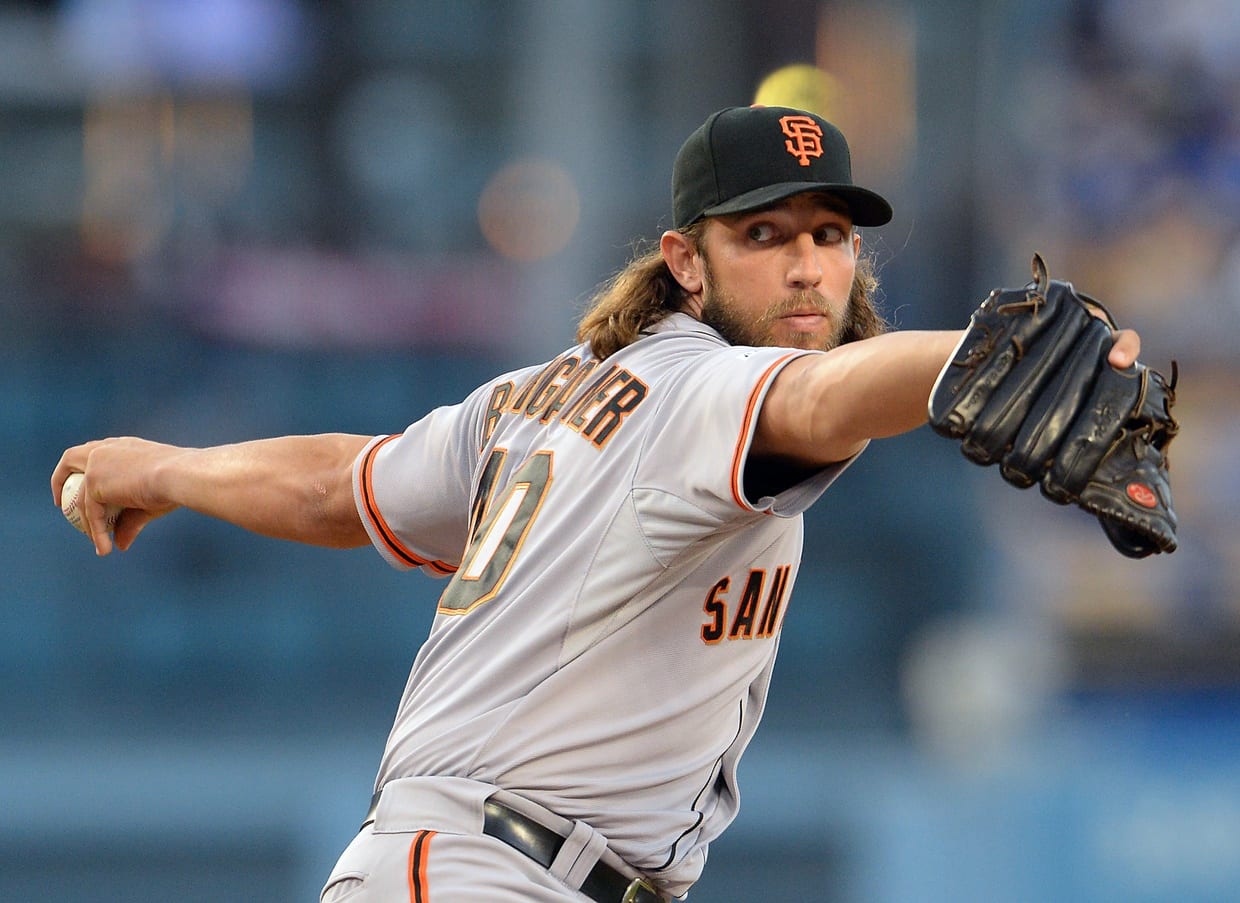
[361,792,663,903]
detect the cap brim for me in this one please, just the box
[701,181,893,227]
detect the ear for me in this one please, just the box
[660,230,704,295]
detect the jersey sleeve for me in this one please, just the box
[352,388,490,574]
[641,344,862,519]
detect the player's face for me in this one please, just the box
[698,194,861,351]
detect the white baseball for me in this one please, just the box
[61,472,123,535]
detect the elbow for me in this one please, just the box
[307,471,369,549]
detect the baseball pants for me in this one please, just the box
[319,776,664,902]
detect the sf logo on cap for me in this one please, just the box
[779,115,824,166]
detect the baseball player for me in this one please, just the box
[52,106,1148,901]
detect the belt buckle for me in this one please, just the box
[622,877,658,903]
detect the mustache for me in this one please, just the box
[759,291,834,324]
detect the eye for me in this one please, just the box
[746,222,778,242]
[814,225,846,245]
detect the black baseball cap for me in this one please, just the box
[672,105,893,229]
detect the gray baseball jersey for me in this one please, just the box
[352,312,860,896]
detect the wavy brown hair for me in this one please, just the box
[577,222,885,360]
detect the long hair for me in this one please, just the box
[576,223,886,360]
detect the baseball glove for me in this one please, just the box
[928,254,1179,558]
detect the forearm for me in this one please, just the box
[53,433,373,555]
[756,330,964,465]
[154,434,372,546]
[816,329,964,440]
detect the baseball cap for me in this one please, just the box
[672,105,893,229]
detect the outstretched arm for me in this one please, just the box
[51,433,373,556]
[754,328,1141,468]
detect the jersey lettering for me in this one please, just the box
[756,565,790,638]
[504,352,583,421]
[482,384,513,445]
[524,357,579,416]
[438,450,553,615]
[565,366,649,447]
[562,364,621,426]
[485,357,647,451]
[701,578,729,644]
[504,363,549,414]
[540,359,598,423]
[581,376,648,447]
[700,565,792,644]
[728,570,764,639]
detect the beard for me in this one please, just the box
[700,284,853,351]
[694,249,886,350]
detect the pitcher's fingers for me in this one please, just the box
[112,510,152,553]
[82,493,116,557]
[51,441,101,503]
[1108,328,1141,370]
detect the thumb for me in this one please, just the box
[1107,328,1141,370]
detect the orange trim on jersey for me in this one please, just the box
[407,830,435,903]
[360,436,457,575]
[730,352,801,510]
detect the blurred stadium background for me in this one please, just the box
[3,1,1239,900]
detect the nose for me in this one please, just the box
[786,232,823,289]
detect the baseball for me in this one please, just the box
[61,472,122,534]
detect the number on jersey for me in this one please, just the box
[437,449,553,614]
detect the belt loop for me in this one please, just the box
[360,790,383,830]
[549,820,608,890]
[622,877,661,902]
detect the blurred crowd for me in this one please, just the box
[971,0,1240,697]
